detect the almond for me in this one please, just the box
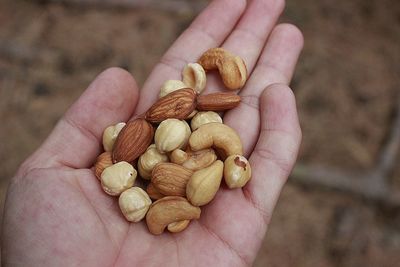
[151,163,193,197]
[145,88,197,123]
[112,118,154,164]
[146,183,165,200]
[197,93,241,111]
[94,151,113,179]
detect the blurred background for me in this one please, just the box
[1,0,400,266]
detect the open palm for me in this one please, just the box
[2,0,303,266]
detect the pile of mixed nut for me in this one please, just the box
[94,48,251,235]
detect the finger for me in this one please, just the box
[204,0,285,93]
[134,0,247,115]
[224,23,304,155]
[244,84,301,220]
[19,68,140,175]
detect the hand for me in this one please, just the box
[1,0,303,266]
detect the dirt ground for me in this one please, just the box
[1,0,400,266]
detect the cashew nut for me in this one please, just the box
[189,122,243,158]
[167,220,190,233]
[186,160,224,206]
[146,196,201,235]
[170,148,217,171]
[198,47,247,90]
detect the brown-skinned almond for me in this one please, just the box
[197,93,241,111]
[145,88,196,123]
[112,119,154,164]
[151,163,193,197]
[146,183,165,200]
[94,152,113,179]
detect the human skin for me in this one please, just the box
[1,0,303,266]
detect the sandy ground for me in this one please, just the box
[1,0,400,266]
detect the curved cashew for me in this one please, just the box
[167,220,190,233]
[170,148,217,171]
[146,196,201,235]
[198,48,247,90]
[189,123,243,158]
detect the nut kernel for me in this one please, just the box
[159,80,187,98]
[167,220,190,233]
[146,196,201,235]
[170,148,217,171]
[119,187,152,222]
[138,144,169,180]
[182,63,206,94]
[198,48,247,90]
[189,122,243,158]
[187,109,198,119]
[146,183,165,200]
[186,160,224,206]
[190,111,222,131]
[101,161,137,196]
[102,122,126,152]
[151,163,193,197]
[94,152,113,180]
[224,155,251,188]
[155,119,191,153]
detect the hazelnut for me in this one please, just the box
[223,155,251,188]
[159,80,187,98]
[155,119,191,153]
[182,63,206,94]
[138,144,169,180]
[190,111,222,131]
[101,161,137,196]
[119,187,152,222]
[102,122,126,152]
